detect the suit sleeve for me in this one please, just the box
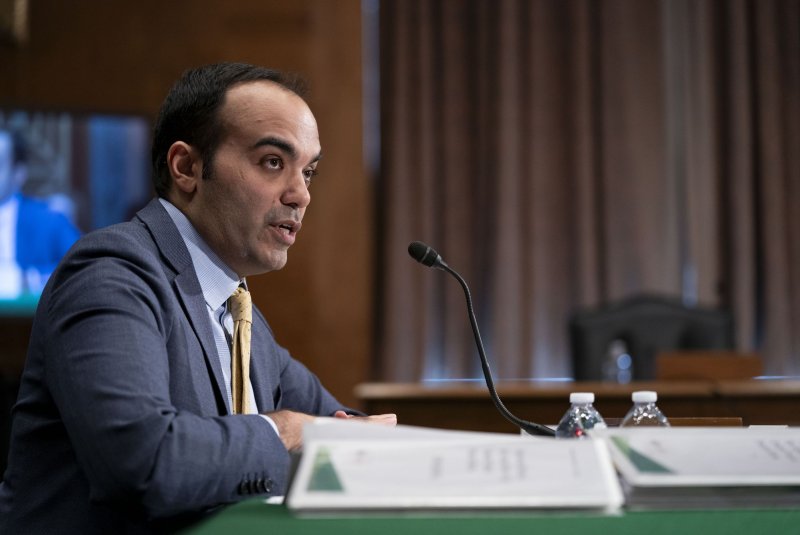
[249,308,361,417]
[42,232,290,519]
[274,344,361,416]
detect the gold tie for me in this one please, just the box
[228,287,252,414]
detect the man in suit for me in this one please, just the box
[0,63,395,533]
[0,129,80,296]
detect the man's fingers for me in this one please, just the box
[367,413,397,425]
[355,413,398,426]
[331,412,397,426]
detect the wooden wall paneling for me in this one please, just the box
[0,0,369,407]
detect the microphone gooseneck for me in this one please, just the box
[407,241,555,437]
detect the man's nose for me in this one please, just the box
[281,170,311,209]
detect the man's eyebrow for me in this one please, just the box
[253,136,296,159]
[252,136,322,165]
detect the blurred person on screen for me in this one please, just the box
[0,129,80,297]
[0,63,395,534]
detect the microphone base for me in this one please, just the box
[519,422,556,437]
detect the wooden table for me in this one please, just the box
[355,380,800,433]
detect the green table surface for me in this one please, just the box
[184,500,800,534]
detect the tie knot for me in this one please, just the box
[228,287,252,323]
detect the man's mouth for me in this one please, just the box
[270,219,302,244]
[275,220,300,233]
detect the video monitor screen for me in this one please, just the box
[0,110,152,316]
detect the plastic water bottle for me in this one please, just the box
[555,392,607,439]
[620,390,670,427]
[603,339,633,383]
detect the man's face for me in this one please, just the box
[188,81,321,277]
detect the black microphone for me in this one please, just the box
[408,241,447,269]
[407,241,555,437]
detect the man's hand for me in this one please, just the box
[265,410,398,452]
[333,411,397,426]
[265,409,316,451]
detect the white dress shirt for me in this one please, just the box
[159,198,279,434]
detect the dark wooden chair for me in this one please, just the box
[569,294,734,381]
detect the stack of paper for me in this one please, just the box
[593,427,800,509]
[286,420,623,513]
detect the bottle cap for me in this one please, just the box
[632,390,657,403]
[569,392,595,403]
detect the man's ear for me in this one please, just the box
[167,141,202,194]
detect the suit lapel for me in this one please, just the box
[249,315,276,412]
[173,271,231,414]
[135,199,231,414]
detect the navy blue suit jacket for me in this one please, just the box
[0,199,349,533]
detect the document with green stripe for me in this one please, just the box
[593,427,800,509]
[287,420,623,513]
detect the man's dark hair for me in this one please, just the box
[150,62,307,198]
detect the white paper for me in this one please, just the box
[304,418,539,442]
[594,427,800,486]
[287,422,622,512]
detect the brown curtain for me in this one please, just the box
[377,0,800,381]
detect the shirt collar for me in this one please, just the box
[159,198,242,311]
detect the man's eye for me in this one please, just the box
[264,157,283,169]
[303,168,318,184]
